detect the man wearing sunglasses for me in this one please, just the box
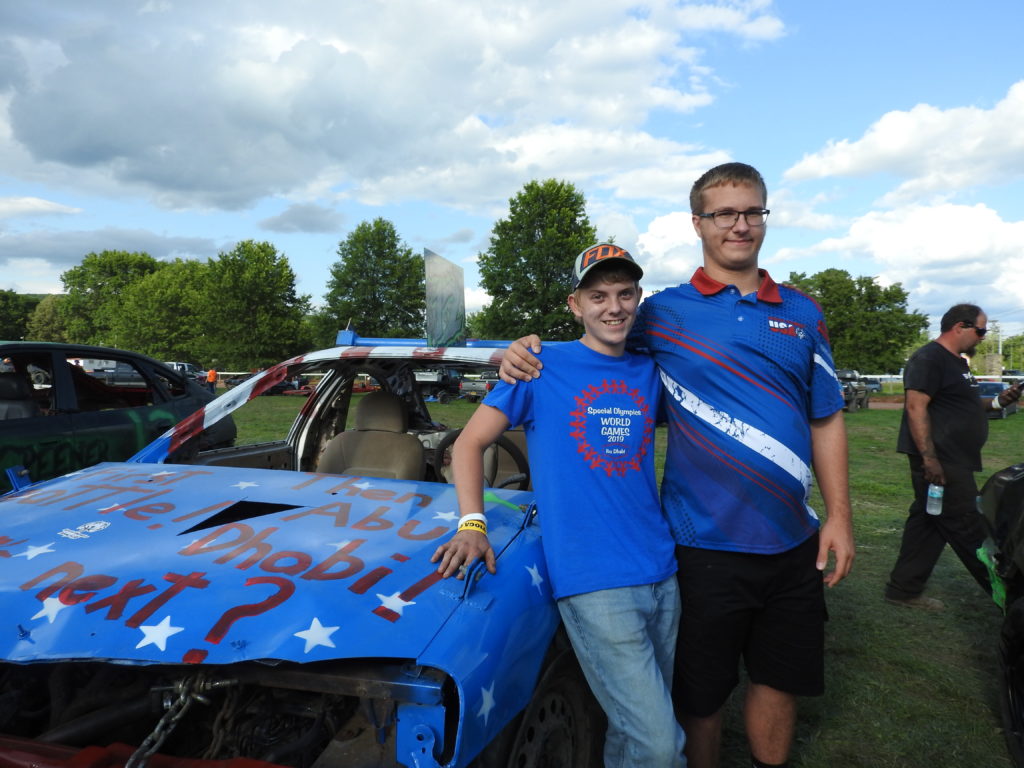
[885,303,1023,610]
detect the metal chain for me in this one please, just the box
[125,676,208,768]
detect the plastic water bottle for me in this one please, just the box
[926,484,944,515]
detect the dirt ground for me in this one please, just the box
[869,398,903,410]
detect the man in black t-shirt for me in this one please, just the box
[885,303,1024,609]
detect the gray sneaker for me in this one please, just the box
[885,595,945,610]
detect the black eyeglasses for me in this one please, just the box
[696,209,770,229]
[962,322,988,337]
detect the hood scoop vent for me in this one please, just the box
[181,500,302,534]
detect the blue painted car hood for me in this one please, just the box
[0,462,539,666]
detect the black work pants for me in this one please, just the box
[885,454,992,599]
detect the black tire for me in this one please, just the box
[1002,598,1024,766]
[438,391,451,404]
[473,645,605,768]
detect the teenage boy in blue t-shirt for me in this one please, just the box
[431,244,686,768]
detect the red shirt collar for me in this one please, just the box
[689,267,782,304]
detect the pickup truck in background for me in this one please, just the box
[164,361,207,384]
[90,360,148,387]
[459,370,499,402]
[414,366,461,402]
[836,369,869,412]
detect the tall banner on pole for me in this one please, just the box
[424,249,466,347]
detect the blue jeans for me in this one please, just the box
[558,576,686,768]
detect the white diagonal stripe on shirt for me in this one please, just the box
[815,352,838,382]
[659,370,813,491]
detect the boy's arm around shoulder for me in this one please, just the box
[430,404,511,579]
[499,335,543,383]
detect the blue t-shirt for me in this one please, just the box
[632,267,844,554]
[483,341,676,599]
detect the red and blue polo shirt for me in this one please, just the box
[632,267,844,554]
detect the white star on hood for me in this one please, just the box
[32,597,71,624]
[433,510,459,522]
[294,617,339,653]
[376,592,415,616]
[526,564,544,592]
[15,542,56,560]
[477,681,497,724]
[136,616,185,652]
[231,481,259,490]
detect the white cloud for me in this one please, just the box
[765,188,846,230]
[139,1,172,14]
[772,203,1024,320]
[784,80,1024,206]
[0,227,221,293]
[259,203,344,233]
[465,285,492,315]
[437,228,476,246]
[1,257,67,293]
[675,3,785,41]
[635,211,702,289]
[0,2,783,213]
[602,149,731,203]
[592,209,640,253]
[0,196,80,219]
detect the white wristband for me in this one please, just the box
[992,396,1004,410]
[460,512,487,525]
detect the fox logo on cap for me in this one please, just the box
[572,243,643,290]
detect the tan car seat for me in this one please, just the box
[316,391,425,480]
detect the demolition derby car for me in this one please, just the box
[982,464,1024,767]
[0,334,605,768]
[0,342,236,493]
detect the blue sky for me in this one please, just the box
[2,1,1024,337]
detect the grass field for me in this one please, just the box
[232,394,1022,767]
[778,407,1018,768]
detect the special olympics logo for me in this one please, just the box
[569,379,655,477]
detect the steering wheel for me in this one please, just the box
[433,428,531,491]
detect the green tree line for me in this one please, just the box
[786,269,929,374]
[1,180,953,374]
[3,223,428,370]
